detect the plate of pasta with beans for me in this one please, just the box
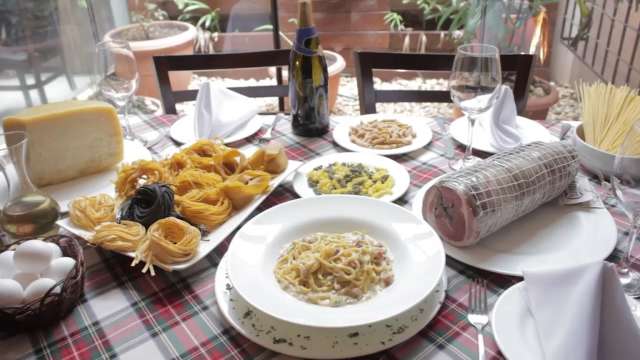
[332,114,433,156]
[225,195,446,328]
[57,139,301,274]
[291,152,410,202]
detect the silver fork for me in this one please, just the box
[258,113,284,144]
[467,278,489,360]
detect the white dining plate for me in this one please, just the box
[491,282,640,360]
[226,195,446,328]
[215,255,447,359]
[169,114,266,144]
[332,114,433,156]
[57,154,302,271]
[449,115,556,154]
[43,140,152,212]
[292,152,410,202]
[411,176,617,276]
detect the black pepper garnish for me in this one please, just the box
[347,332,359,338]
[225,283,232,291]
[272,337,287,345]
[303,335,310,341]
[300,345,307,350]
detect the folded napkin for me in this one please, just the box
[523,261,640,360]
[193,82,260,139]
[486,85,522,151]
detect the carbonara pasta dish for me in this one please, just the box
[274,231,394,307]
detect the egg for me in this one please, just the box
[0,279,23,307]
[0,251,15,278]
[14,240,53,273]
[46,242,63,260]
[41,257,76,282]
[24,278,57,303]
[12,272,39,289]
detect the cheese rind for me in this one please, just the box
[3,100,124,187]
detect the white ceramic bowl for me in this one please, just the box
[572,123,640,178]
[226,195,446,328]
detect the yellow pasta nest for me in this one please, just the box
[172,168,223,196]
[90,221,146,252]
[69,194,116,231]
[175,188,233,229]
[307,162,394,198]
[115,160,171,198]
[222,170,271,209]
[131,217,201,276]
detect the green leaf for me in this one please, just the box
[184,3,210,13]
[196,15,207,28]
[205,14,213,30]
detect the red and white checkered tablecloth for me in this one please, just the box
[1,113,636,360]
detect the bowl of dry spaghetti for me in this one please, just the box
[573,81,640,178]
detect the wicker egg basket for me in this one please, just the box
[0,234,85,332]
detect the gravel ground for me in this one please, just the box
[185,74,580,122]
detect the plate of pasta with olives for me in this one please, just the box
[57,140,301,274]
[332,114,433,156]
[292,152,410,202]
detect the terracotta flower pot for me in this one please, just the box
[269,50,346,112]
[104,21,197,99]
[523,79,560,120]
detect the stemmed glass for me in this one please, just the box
[449,43,502,170]
[95,40,140,143]
[611,119,640,297]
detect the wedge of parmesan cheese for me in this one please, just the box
[3,100,124,187]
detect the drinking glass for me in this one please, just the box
[449,43,502,170]
[95,40,139,141]
[611,119,640,297]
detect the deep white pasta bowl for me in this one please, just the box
[226,195,446,328]
[572,123,640,178]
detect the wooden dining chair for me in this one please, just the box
[353,50,534,115]
[153,49,290,114]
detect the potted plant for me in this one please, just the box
[104,0,197,99]
[384,0,559,119]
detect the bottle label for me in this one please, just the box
[294,26,318,56]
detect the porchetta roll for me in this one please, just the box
[422,141,578,247]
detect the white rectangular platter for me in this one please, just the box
[57,159,301,271]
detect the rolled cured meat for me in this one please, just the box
[422,141,578,247]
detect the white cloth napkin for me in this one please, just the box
[522,261,640,360]
[486,85,522,151]
[193,82,260,139]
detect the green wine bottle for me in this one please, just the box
[289,0,330,137]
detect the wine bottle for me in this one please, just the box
[289,0,330,137]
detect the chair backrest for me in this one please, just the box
[153,49,290,114]
[353,50,534,115]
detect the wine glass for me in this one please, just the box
[611,119,640,297]
[95,40,139,142]
[449,43,502,170]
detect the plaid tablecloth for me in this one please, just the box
[1,113,636,360]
